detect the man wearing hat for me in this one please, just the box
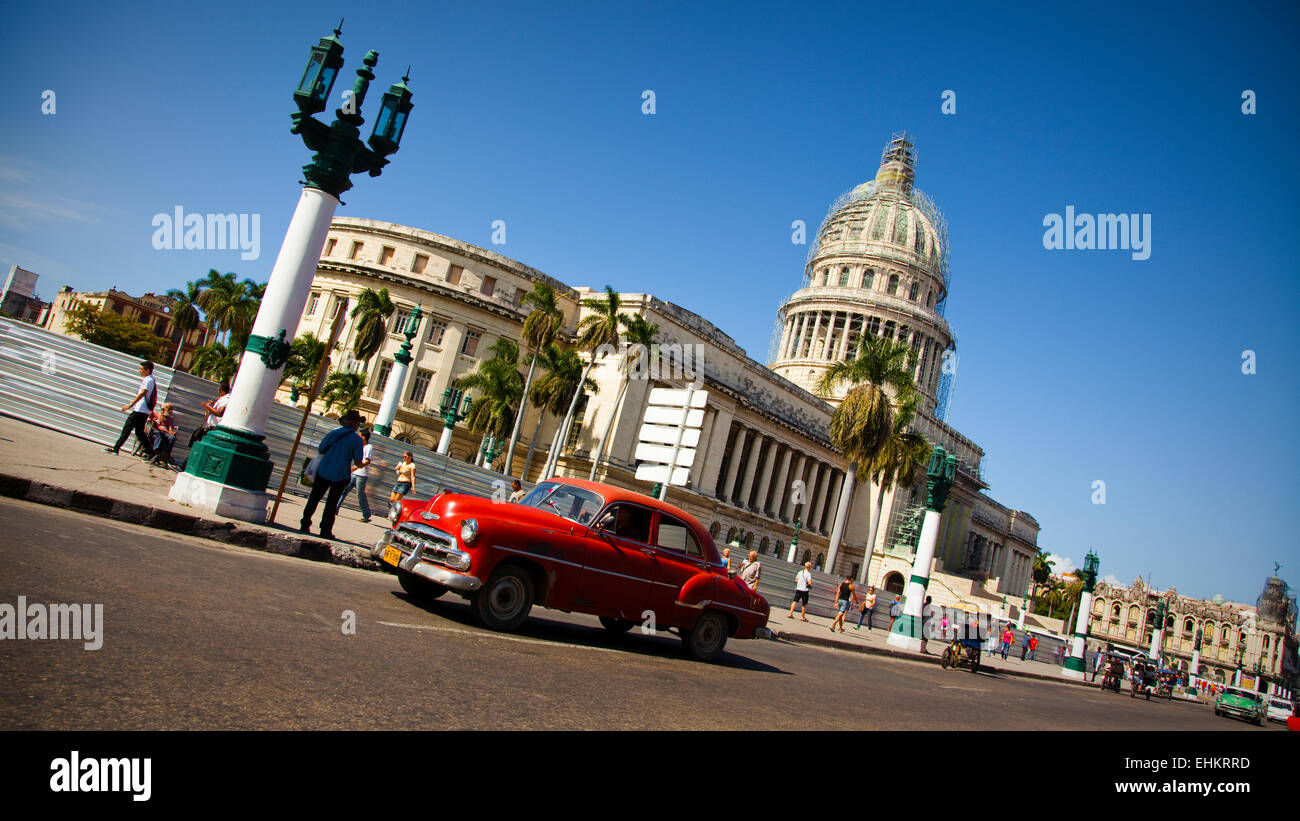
[300,409,368,539]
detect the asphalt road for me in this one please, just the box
[0,498,1281,731]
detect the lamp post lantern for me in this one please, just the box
[372,303,421,437]
[436,387,472,454]
[887,445,957,652]
[170,25,413,522]
[1149,598,1168,661]
[1062,549,1100,680]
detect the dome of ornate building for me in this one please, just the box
[771,133,955,416]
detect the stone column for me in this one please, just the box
[721,426,748,501]
[770,445,793,518]
[698,408,734,496]
[737,433,764,508]
[753,438,779,514]
[784,454,808,521]
[811,464,833,533]
[825,463,856,574]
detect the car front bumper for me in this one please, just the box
[373,527,482,593]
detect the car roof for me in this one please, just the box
[544,477,715,543]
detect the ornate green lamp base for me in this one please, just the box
[372,423,391,437]
[1062,656,1088,679]
[167,426,275,523]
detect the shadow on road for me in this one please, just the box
[389,590,789,675]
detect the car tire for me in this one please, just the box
[683,611,728,661]
[398,570,447,601]
[471,564,534,632]
[599,616,635,634]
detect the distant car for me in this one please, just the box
[1266,697,1294,724]
[371,478,770,661]
[1215,686,1266,725]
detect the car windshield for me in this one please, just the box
[519,481,605,525]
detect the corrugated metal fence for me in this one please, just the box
[0,317,524,515]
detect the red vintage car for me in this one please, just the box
[371,477,770,661]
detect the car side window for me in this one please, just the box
[596,504,653,544]
[656,515,701,557]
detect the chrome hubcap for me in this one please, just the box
[490,577,524,618]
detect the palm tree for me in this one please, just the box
[544,285,622,479]
[194,269,229,347]
[502,282,564,477]
[197,271,240,345]
[1031,551,1057,603]
[320,369,367,413]
[224,280,262,350]
[282,333,331,393]
[456,338,525,470]
[814,334,919,574]
[589,312,658,480]
[524,343,598,481]
[189,342,240,383]
[166,281,204,369]
[349,287,395,372]
[858,392,931,584]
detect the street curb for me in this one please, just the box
[772,629,1102,690]
[0,473,383,573]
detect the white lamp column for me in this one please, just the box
[888,446,957,653]
[373,305,421,437]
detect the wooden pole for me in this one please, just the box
[268,297,349,523]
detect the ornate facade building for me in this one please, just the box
[283,135,1044,613]
[1089,571,1298,692]
[42,285,210,369]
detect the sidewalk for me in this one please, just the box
[0,416,387,569]
[765,607,1161,691]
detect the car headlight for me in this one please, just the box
[460,518,478,545]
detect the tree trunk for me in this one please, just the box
[589,374,629,480]
[858,481,888,585]
[502,352,537,479]
[547,357,596,479]
[522,412,545,482]
[170,329,185,369]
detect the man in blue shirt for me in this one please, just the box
[300,409,367,539]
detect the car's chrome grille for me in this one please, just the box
[394,523,459,567]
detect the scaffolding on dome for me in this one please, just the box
[801,133,951,301]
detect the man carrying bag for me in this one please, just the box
[300,410,367,539]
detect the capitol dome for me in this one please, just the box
[770,133,956,416]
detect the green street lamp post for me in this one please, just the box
[1149,599,1168,660]
[787,516,802,563]
[888,445,958,652]
[1062,549,1100,680]
[436,387,472,454]
[479,435,503,470]
[372,303,422,436]
[170,24,413,522]
[1190,626,1203,677]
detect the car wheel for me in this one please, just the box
[683,611,728,661]
[599,616,635,634]
[471,564,534,631]
[398,570,447,601]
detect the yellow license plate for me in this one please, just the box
[382,545,403,567]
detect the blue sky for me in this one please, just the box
[2,0,1297,604]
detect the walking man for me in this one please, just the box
[738,550,762,591]
[1020,630,1031,660]
[1092,648,1105,682]
[300,410,367,539]
[920,595,934,653]
[335,428,374,523]
[830,575,855,633]
[888,595,903,631]
[788,561,813,621]
[105,360,157,459]
[855,585,877,630]
[1027,634,1039,661]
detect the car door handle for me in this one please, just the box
[640,547,656,556]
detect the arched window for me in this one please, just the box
[915,226,927,254]
[709,522,721,539]
[815,553,825,572]
[909,281,920,301]
[1183,618,1194,637]
[888,274,900,296]
[871,208,888,240]
[726,527,738,543]
[1111,604,1121,621]
[839,267,851,287]
[882,321,896,340]
[862,269,875,289]
[892,209,909,245]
